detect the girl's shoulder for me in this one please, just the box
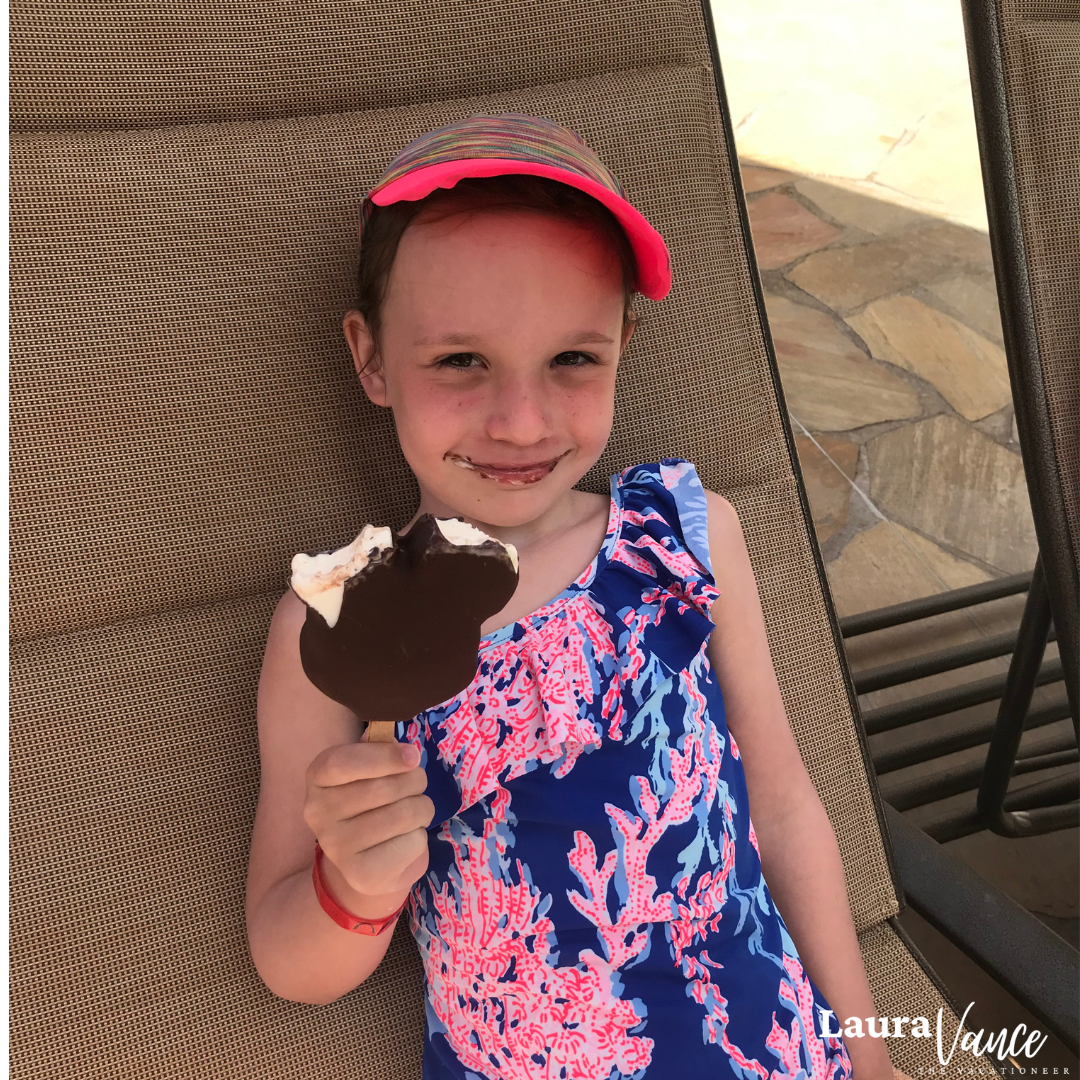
[612,457,714,578]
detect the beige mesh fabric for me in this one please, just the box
[10,0,978,1076]
[997,0,1080,571]
[7,0,698,132]
[9,596,424,1079]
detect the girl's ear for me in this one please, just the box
[342,310,389,406]
[620,313,638,354]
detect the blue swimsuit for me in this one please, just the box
[399,459,853,1080]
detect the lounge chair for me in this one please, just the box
[9,0,1057,1074]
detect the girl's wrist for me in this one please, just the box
[315,849,411,920]
[842,1028,896,1080]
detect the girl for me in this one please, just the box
[247,113,909,1080]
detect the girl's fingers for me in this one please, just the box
[307,739,419,787]
[318,794,435,860]
[358,793,436,850]
[327,767,429,818]
[335,828,431,896]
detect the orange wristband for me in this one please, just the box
[312,843,409,935]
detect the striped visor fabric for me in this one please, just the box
[359,112,627,237]
[356,111,671,300]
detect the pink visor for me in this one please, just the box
[360,114,672,302]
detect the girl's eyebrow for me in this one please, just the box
[413,330,615,346]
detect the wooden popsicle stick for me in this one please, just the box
[366,720,398,743]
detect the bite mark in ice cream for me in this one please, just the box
[290,524,394,628]
[435,516,519,571]
[290,515,519,731]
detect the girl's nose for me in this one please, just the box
[484,372,554,446]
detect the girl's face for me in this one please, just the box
[343,207,636,529]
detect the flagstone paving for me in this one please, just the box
[867,413,1038,574]
[764,293,922,430]
[741,160,1031,582]
[784,226,988,312]
[847,295,1011,421]
[925,273,1005,346]
[792,178,928,237]
[746,191,843,269]
[792,433,858,544]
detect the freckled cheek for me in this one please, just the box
[391,380,484,449]
[555,381,616,440]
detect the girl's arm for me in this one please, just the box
[702,490,896,1080]
[246,589,431,1005]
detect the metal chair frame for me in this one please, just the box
[839,563,1078,843]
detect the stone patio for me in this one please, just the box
[740,160,1078,951]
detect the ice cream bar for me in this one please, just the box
[290,515,519,741]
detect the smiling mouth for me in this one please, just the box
[445,450,571,485]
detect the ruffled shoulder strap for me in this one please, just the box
[613,458,714,578]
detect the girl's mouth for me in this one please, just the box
[445,450,571,486]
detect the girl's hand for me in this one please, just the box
[302,735,434,904]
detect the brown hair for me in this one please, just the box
[354,174,643,364]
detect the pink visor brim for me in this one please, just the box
[368,159,671,301]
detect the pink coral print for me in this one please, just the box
[613,530,709,592]
[748,817,760,856]
[659,459,697,491]
[611,509,718,620]
[657,459,714,577]
[568,722,724,974]
[414,787,654,1080]
[610,597,717,746]
[404,460,848,1080]
[669,827,736,965]
[610,536,657,578]
[430,595,630,814]
[766,953,848,1079]
[678,939,851,1080]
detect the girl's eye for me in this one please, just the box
[553,351,597,367]
[436,353,480,369]
[436,351,597,369]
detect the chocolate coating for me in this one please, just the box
[297,515,518,721]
